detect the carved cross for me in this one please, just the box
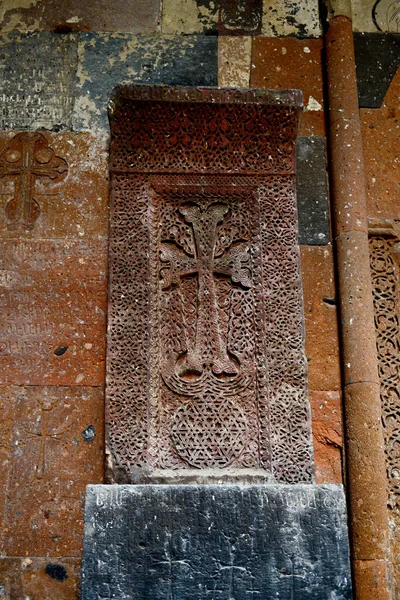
[0,132,68,231]
[160,202,251,378]
[27,397,70,480]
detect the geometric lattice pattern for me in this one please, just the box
[370,235,400,594]
[107,85,314,483]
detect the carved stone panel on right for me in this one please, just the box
[369,233,400,594]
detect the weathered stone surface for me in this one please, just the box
[0,32,218,132]
[161,0,218,34]
[309,390,343,484]
[262,0,321,37]
[81,484,352,600]
[218,0,263,35]
[296,136,329,245]
[0,0,161,34]
[352,0,400,33]
[361,69,400,219]
[0,390,15,548]
[74,33,218,131]
[354,33,400,108]
[0,32,78,131]
[251,37,325,136]
[0,239,107,386]
[0,557,81,600]
[300,246,341,391]
[0,132,109,239]
[1,386,104,557]
[218,36,252,87]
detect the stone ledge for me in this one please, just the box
[81,483,352,600]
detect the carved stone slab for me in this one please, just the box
[81,484,353,600]
[107,86,313,484]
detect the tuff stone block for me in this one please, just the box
[1,386,104,557]
[218,36,252,87]
[81,484,352,600]
[261,0,321,37]
[73,33,218,131]
[251,37,325,136]
[0,557,81,600]
[161,0,218,34]
[0,239,107,386]
[0,32,78,131]
[0,0,161,34]
[0,132,109,239]
[300,245,341,391]
[361,69,400,219]
[296,136,329,245]
[309,390,343,484]
[354,33,400,108]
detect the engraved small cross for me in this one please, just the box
[160,201,251,378]
[0,132,68,231]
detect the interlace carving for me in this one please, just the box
[0,132,68,231]
[107,85,313,482]
[370,235,400,589]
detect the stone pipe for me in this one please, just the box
[323,2,391,598]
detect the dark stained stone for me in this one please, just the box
[73,34,218,131]
[81,484,353,600]
[296,136,330,245]
[354,32,400,108]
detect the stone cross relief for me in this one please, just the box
[0,132,68,231]
[160,201,251,380]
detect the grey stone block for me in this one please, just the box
[296,136,330,245]
[73,33,218,131]
[354,32,400,108]
[0,32,78,131]
[81,484,352,600]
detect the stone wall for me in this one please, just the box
[0,0,398,598]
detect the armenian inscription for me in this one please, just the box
[107,86,313,483]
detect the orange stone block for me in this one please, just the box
[300,245,341,391]
[361,69,400,220]
[0,557,81,600]
[0,389,16,542]
[309,390,343,484]
[2,386,104,557]
[0,239,107,386]
[251,37,325,137]
[0,132,109,240]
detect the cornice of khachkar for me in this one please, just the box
[109,85,302,176]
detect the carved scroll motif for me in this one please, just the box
[369,234,400,591]
[152,186,259,469]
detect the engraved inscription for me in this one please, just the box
[0,133,68,231]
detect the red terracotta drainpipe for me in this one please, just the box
[323,1,391,598]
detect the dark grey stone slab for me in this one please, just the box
[73,33,218,131]
[354,32,400,108]
[81,484,352,600]
[0,32,78,131]
[296,137,330,245]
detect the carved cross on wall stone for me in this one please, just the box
[0,132,68,231]
[160,201,251,379]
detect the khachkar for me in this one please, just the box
[81,86,352,599]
